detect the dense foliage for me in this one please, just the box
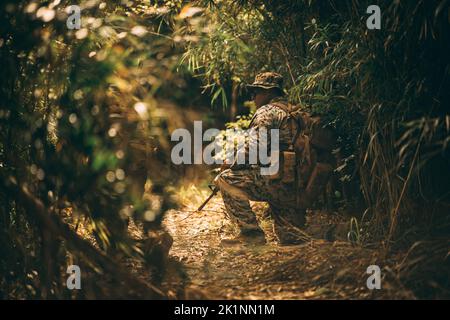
[0,0,449,299]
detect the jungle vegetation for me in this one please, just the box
[0,0,449,299]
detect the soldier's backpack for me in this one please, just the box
[271,102,336,208]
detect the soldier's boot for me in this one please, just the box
[272,207,308,246]
[221,228,266,246]
[275,225,307,245]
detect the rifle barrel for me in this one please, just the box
[197,188,218,211]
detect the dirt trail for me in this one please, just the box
[161,194,390,299]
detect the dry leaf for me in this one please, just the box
[179,5,203,19]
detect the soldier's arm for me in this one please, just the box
[231,105,283,169]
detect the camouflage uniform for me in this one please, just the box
[215,72,306,244]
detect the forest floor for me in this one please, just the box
[157,186,414,300]
[73,184,446,300]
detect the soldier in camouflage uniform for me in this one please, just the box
[215,72,306,245]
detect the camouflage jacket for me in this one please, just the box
[231,97,294,170]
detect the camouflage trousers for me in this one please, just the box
[215,167,306,244]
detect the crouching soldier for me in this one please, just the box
[215,72,306,246]
[215,72,336,246]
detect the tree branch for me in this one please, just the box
[2,176,167,299]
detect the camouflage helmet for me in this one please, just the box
[246,72,284,92]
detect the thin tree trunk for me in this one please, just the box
[230,81,238,121]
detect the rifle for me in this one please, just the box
[197,183,219,211]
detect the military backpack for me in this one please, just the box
[271,101,336,208]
